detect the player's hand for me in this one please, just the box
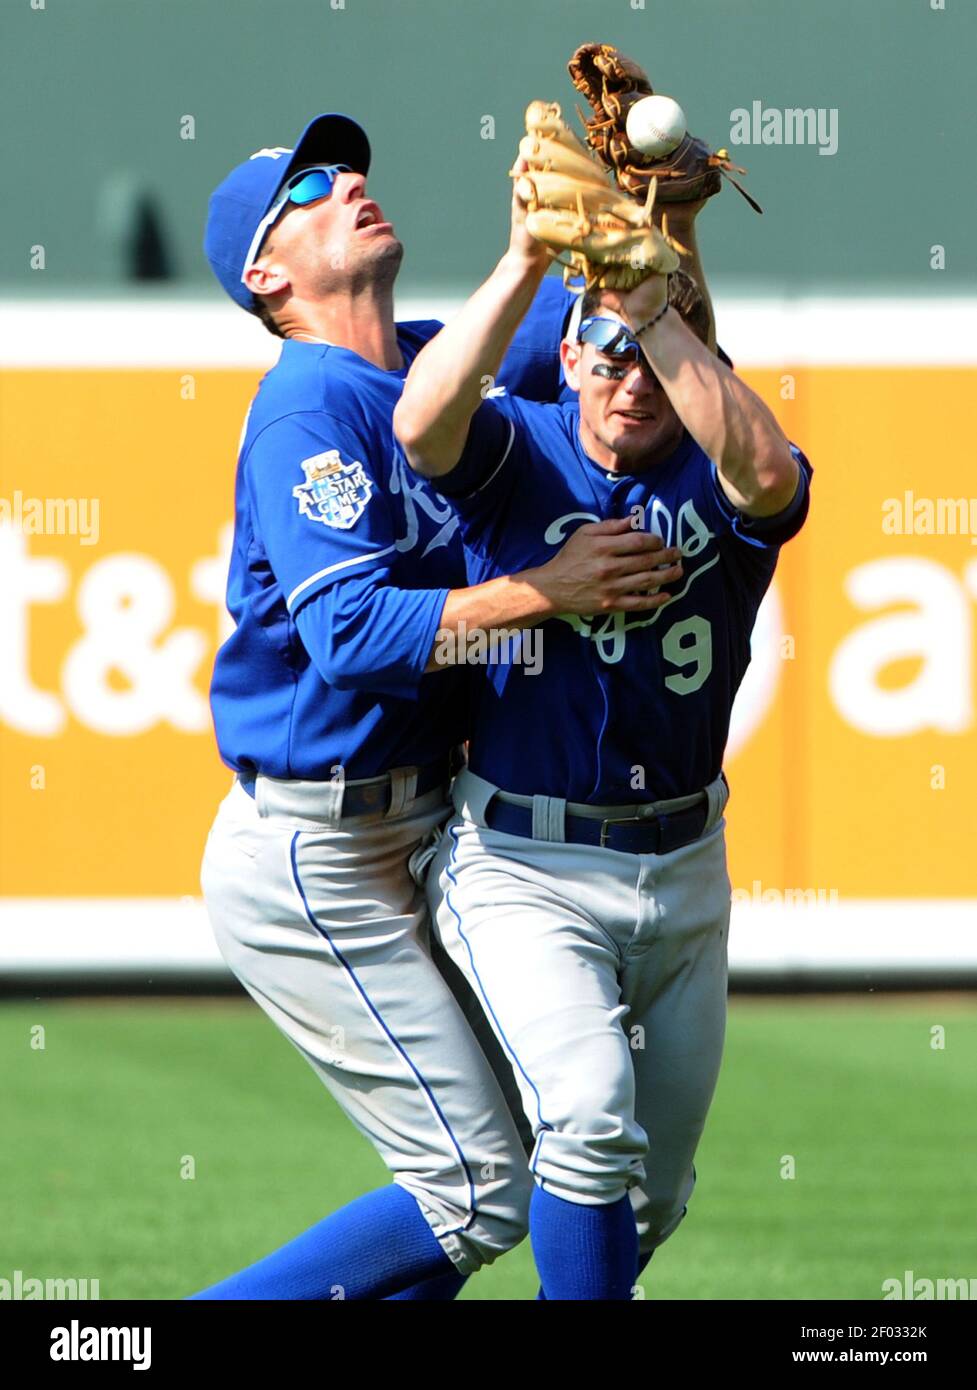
[506,156,553,274]
[532,517,683,617]
[604,273,669,332]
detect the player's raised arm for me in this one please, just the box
[394,162,552,478]
[660,203,716,355]
[605,274,798,517]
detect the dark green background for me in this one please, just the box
[1,0,973,297]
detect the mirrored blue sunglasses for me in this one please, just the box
[241,164,351,281]
[577,316,643,361]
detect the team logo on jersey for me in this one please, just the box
[292,451,373,529]
[548,497,718,663]
[389,451,458,555]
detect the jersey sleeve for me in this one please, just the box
[705,443,813,550]
[244,410,399,615]
[496,276,576,403]
[422,393,533,520]
[293,567,448,699]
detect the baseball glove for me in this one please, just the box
[512,100,683,292]
[568,41,762,214]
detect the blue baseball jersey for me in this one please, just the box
[210,279,577,781]
[495,275,575,403]
[428,393,812,803]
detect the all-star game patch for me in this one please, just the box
[292,450,374,529]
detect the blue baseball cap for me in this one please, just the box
[204,113,371,313]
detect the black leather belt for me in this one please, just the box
[484,793,710,855]
[238,753,453,816]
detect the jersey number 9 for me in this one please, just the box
[662,615,713,695]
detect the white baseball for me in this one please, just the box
[626,95,687,158]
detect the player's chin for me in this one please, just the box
[343,229,403,269]
[606,413,662,459]
[362,225,402,253]
[367,231,404,273]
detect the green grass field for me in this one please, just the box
[2,995,974,1300]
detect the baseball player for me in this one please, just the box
[192,113,681,1300]
[393,134,812,1299]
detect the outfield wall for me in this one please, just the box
[1,296,975,984]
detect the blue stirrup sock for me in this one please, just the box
[189,1183,458,1300]
[536,1247,651,1300]
[530,1186,638,1301]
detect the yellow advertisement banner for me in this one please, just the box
[1,367,974,898]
